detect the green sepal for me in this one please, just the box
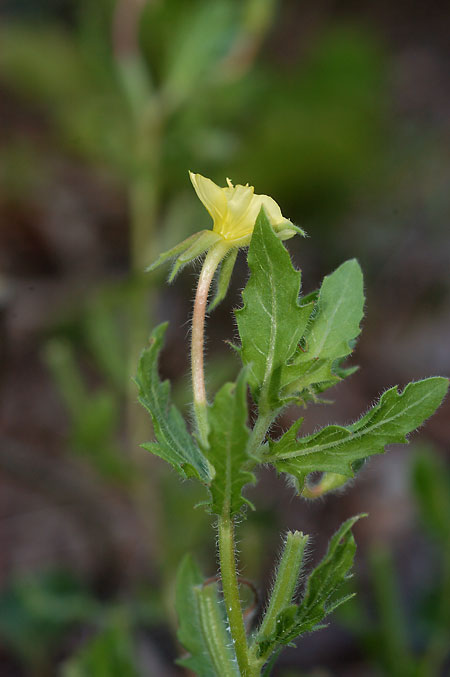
[175,555,217,676]
[205,369,256,515]
[266,377,448,493]
[169,230,222,282]
[280,259,364,399]
[236,208,313,413]
[207,247,238,312]
[145,230,222,281]
[145,231,204,272]
[136,323,210,482]
[255,515,365,658]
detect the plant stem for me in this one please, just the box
[191,240,230,445]
[218,512,251,676]
[246,411,276,460]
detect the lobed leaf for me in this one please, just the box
[205,369,255,515]
[266,377,448,493]
[281,259,364,399]
[136,323,210,482]
[235,208,313,412]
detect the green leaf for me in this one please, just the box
[255,516,364,658]
[266,377,448,492]
[175,555,217,677]
[136,323,210,482]
[206,370,255,515]
[253,531,309,650]
[207,248,238,312]
[194,584,239,676]
[281,259,364,398]
[236,208,313,412]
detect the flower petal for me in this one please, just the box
[189,172,227,223]
[223,183,254,223]
[245,194,287,227]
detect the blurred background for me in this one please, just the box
[0,0,449,675]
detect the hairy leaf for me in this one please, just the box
[266,377,448,492]
[206,370,255,515]
[136,323,210,482]
[175,555,216,676]
[236,208,313,412]
[254,531,309,646]
[281,259,364,398]
[194,584,239,676]
[256,516,364,659]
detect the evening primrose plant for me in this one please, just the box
[136,173,448,676]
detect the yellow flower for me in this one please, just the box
[189,172,298,246]
[147,171,304,289]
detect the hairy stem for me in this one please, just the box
[218,513,250,675]
[191,240,230,445]
[247,411,277,460]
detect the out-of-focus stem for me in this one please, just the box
[112,0,168,585]
[191,240,229,446]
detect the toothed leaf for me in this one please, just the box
[205,369,255,515]
[266,377,448,492]
[235,209,313,412]
[136,323,210,482]
[281,259,364,399]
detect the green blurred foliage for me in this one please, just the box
[0,572,98,672]
[61,610,139,677]
[0,570,165,675]
[0,22,132,170]
[413,447,450,543]
[0,4,389,227]
[337,446,450,676]
[233,27,386,223]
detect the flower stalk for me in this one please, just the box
[191,240,231,446]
